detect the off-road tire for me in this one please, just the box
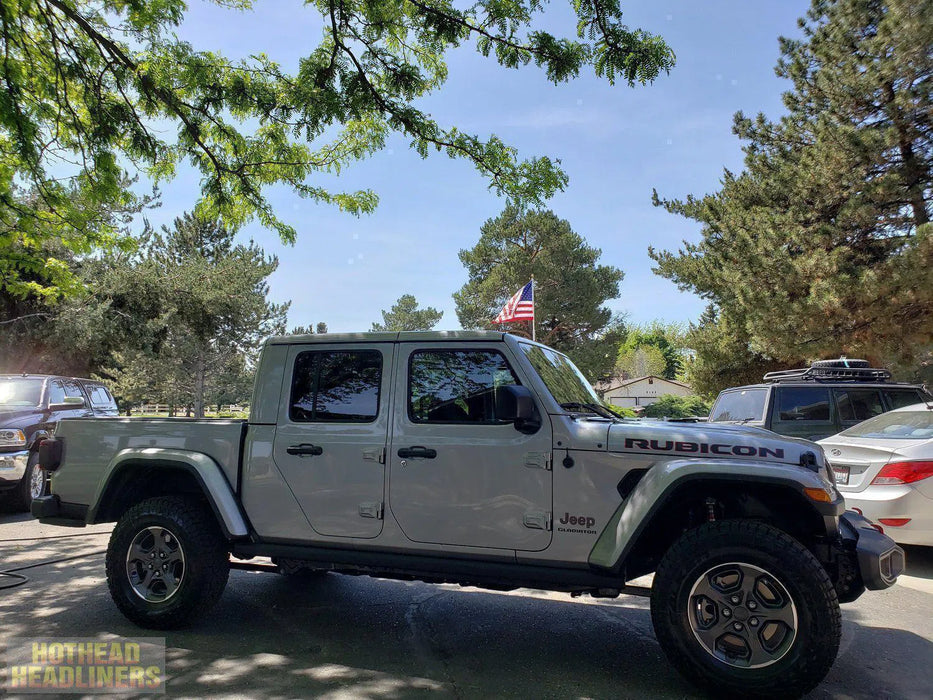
[8,452,42,512]
[651,520,841,699]
[106,495,229,629]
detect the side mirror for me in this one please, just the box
[495,385,540,434]
[51,396,86,410]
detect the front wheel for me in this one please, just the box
[7,453,44,512]
[651,520,841,699]
[106,495,229,629]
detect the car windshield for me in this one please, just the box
[0,378,43,407]
[519,343,604,408]
[839,409,933,440]
[710,388,768,422]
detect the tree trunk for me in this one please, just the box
[193,355,206,419]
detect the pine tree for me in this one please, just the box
[455,205,624,380]
[650,0,932,385]
[371,295,443,332]
[105,214,288,417]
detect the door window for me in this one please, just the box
[409,350,518,423]
[834,389,883,422]
[47,381,66,405]
[289,350,382,422]
[62,380,84,400]
[774,387,831,421]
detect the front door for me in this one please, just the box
[273,343,391,539]
[388,343,553,552]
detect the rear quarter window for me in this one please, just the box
[87,385,117,409]
[883,389,929,410]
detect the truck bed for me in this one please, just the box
[51,417,246,508]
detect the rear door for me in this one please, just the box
[388,343,553,552]
[769,386,836,440]
[272,343,392,539]
[833,388,884,431]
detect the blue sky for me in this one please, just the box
[143,0,812,333]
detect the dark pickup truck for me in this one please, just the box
[0,374,117,510]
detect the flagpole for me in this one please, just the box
[530,276,536,342]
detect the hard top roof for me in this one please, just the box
[265,330,512,345]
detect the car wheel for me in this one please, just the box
[106,495,229,629]
[28,454,49,501]
[8,452,43,512]
[651,520,841,699]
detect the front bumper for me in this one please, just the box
[833,510,905,601]
[0,450,29,489]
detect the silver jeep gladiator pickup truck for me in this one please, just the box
[33,331,904,698]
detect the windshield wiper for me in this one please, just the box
[559,402,620,421]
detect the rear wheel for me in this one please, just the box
[651,520,840,699]
[106,495,229,629]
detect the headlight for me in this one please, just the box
[0,429,26,447]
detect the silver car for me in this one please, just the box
[819,403,933,546]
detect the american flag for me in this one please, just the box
[492,281,534,323]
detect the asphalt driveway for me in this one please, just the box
[1,507,931,699]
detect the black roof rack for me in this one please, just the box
[763,366,892,383]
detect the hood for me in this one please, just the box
[607,420,821,467]
[0,407,42,428]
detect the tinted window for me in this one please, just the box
[710,388,768,422]
[775,387,831,421]
[409,350,518,423]
[841,410,933,439]
[62,380,84,401]
[48,381,66,405]
[88,385,116,408]
[834,389,884,422]
[290,350,382,422]
[520,344,601,405]
[883,389,928,410]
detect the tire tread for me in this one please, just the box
[650,520,841,699]
[106,495,229,629]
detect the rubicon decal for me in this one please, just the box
[623,438,784,459]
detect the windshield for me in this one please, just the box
[520,344,603,407]
[0,378,44,407]
[710,388,768,422]
[840,409,933,440]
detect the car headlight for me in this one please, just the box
[0,429,26,448]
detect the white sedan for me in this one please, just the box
[819,403,933,546]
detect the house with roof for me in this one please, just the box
[595,375,693,409]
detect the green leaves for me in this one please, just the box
[1,0,673,301]
[651,0,932,384]
[371,294,443,331]
[454,204,624,380]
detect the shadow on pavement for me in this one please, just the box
[0,547,931,699]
